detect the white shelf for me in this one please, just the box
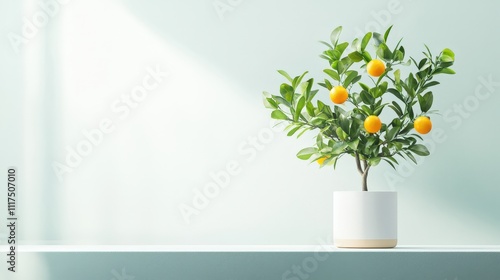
[2,245,500,252]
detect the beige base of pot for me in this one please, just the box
[335,239,397,248]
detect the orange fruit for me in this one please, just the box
[367,59,386,77]
[317,156,328,165]
[330,86,348,104]
[414,116,432,134]
[364,115,382,133]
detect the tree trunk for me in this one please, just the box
[355,153,370,192]
[361,164,370,192]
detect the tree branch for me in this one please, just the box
[355,152,363,175]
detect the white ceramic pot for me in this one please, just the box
[333,191,397,248]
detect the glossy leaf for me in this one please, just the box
[293,96,306,121]
[280,83,294,102]
[330,26,343,46]
[383,25,393,42]
[409,144,430,156]
[418,92,433,112]
[361,32,372,51]
[277,70,293,83]
[323,69,340,81]
[297,147,318,160]
[348,51,364,62]
[271,110,288,120]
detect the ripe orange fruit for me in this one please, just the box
[364,115,382,133]
[317,157,328,165]
[414,116,432,134]
[367,59,386,77]
[330,86,348,104]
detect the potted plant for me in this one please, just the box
[262,26,455,248]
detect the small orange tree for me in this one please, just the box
[263,26,455,191]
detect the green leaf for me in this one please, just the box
[389,101,404,116]
[404,151,418,164]
[394,69,401,84]
[407,73,418,91]
[349,118,361,138]
[335,42,349,56]
[347,139,359,150]
[385,126,400,142]
[280,83,294,102]
[272,95,290,106]
[296,127,311,138]
[324,156,338,167]
[348,51,364,62]
[383,25,393,42]
[339,115,350,135]
[387,88,404,102]
[306,101,315,116]
[397,45,405,61]
[343,71,359,88]
[277,70,293,83]
[418,91,433,112]
[264,97,278,109]
[330,26,342,46]
[359,82,370,92]
[336,127,347,141]
[360,90,375,105]
[361,32,372,51]
[378,81,388,96]
[442,48,455,60]
[335,60,344,74]
[316,133,324,148]
[368,157,381,166]
[440,55,453,63]
[394,50,404,61]
[362,51,372,63]
[297,147,318,160]
[271,110,289,120]
[373,32,384,47]
[332,142,347,153]
[293,96,306,121]
[319,40,333,50]
[310,117,325,126]
[352,38,361,52]
[287,125,301,136]
[409,144,430,156]
[424,44,433,59]
[361,105,372,115]
[292,71,309,89]
[384,158,397,170]
[422,81,440,90]
[376,43,392,61]
[319,54,331,61]
[434,68,456,75]
[323,69,340,81]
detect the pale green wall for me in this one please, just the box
[0,0,499,248]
